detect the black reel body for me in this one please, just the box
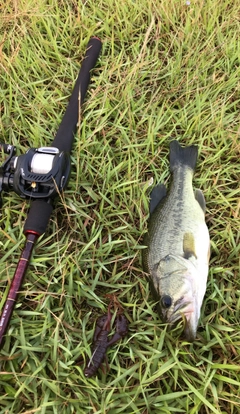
[0,144,71,200]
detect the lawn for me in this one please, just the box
[0,0,239,413]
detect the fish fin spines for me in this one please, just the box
[183,232,198,259]
[150,184,167,214]
[195,189,206,213]
[170,140,198,172]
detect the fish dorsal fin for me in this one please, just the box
[195,189,206,213]
[150,184,167,214]
[183,232,197,259]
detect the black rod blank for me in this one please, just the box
[52,36,102,152]
[24,37,102,236]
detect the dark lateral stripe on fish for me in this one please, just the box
[170,140,198,172]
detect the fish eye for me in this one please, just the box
[161,295,172,308]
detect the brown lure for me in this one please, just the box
[84,305,128,378]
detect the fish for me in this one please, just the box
[142,140,210,341]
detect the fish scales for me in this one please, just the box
[148,168,203,258]
[143,140,210,341]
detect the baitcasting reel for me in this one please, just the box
[0,36,102,350]
[0,143,71,206]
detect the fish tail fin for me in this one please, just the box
[169,140,198,172]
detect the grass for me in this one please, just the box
[0,0,239,412]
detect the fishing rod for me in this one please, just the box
[0,36,102,349]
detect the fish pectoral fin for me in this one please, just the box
[150,184,167,214]
[183,232,197,259]
[195,189,206,213]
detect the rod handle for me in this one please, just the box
[0,233,38,348]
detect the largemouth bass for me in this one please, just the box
[143,140,210,341]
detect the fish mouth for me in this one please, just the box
[170,297,194,320]
[166,298,197,341]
